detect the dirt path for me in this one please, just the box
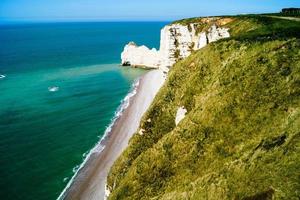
[267,16,300,22]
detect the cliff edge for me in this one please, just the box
[109,15,300,200]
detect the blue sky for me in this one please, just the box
[0,0,300,22]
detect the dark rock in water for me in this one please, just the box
[122,61,131,66]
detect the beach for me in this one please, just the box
[59,69,165,200]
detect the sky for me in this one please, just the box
[0,0,300,22]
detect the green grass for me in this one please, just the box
[263,12,300,18]
[227,15,300,39]
[107,15,300,200]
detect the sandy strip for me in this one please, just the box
[60,69,165,200]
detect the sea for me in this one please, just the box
[0,21,167,200]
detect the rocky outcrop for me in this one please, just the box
[175,106,187,125]
[207,25,230,42]
[121,42,162,68]
[104,184,110,200]
[121,19,231,69]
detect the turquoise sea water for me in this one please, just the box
[0,22,167,200]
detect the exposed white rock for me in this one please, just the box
[159,23,200,66]
[104,184,111,200]
[198,32,208,49]
[121,20,230,69]
[207,25,230,43]
[175,106,187,125]
[121,42,162,68]
[138,128,145,136]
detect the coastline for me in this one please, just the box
[59,69,165,200]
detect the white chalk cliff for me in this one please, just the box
[121,19,230,69]
[121,42,162,68]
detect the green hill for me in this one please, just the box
[107,15,300,200]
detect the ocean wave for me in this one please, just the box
[63,177,69,183]
[0,74,6,79]
[72,165,80,173]
[48,86,59,92]
[57,77,140,200]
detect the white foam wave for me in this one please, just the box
[72,166,79,173]
[48,86,59,92]
[0,74,6,79]
[82,152,88,158]
[57,78,140,200]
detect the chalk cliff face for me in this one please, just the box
[159,23,230,67]
[121,42,162,68]
[207,25,230,42]
[121,20,230,69]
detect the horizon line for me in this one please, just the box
[0,20,173,25]
[0,11,280,25]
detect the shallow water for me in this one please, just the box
[0,21,167,200]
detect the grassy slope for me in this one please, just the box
[107,16,300,200]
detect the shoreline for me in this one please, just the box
[59,69,165,200]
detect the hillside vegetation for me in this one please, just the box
[107,16,300,199]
